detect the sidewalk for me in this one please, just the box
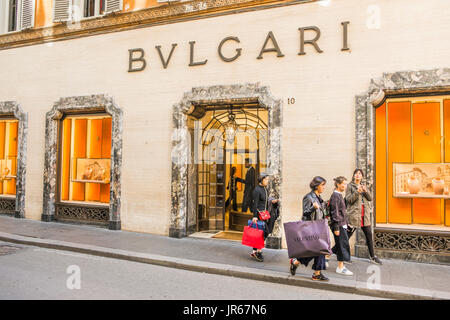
[0,215,448,300]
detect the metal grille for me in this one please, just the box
[374,230,450,254]
[55,203,109,224]
[0,198,15,215]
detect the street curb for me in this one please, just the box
[0,231,446,300]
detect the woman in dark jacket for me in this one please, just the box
[289,176,329,281]
[345,169,382,265]
[329,176,353,275]
[250,173,278,262]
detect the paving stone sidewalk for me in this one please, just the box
[0,215,448,299]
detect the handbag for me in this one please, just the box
[258,188,270,221]
[346,225,356,238]
[242,223,265,249]
[284,219,332,258]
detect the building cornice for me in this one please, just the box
[0,0,315,51]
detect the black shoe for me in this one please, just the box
[290,259,298,276]
[256,252,264,262]
[312,272,329,281]
[369,256,382,265]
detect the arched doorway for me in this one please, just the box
[170,83,283,249]
[191,105,268,239]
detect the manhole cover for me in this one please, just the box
[0,245,22,256]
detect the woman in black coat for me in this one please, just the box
[249,173,278,262]
[289,176,329,281]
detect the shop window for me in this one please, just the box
[375,95,450,228]
[59,115,112,205]
[0,119,18,197]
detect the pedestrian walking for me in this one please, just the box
[329,176,353,276]
[250,173,278,262]
[289,176,329,281]
[345,169,382,265]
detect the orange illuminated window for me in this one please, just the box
[59,115,112,205]
[0,119,18,197]
[375,95,450,228]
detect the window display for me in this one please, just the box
[394,163,450,198]
[0,119,18,197]
[73,158,110,184]
[376,96,450,226]
[60,115,111,204]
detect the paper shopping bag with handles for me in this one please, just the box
[283,219,332,258]
[242,223,265,249]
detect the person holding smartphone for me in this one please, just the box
[345,169,382,265]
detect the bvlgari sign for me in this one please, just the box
[128,22,351,72]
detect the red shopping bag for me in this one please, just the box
[242,224,265,249]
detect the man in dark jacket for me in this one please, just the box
[225,167,245,211]
[242,158,256,213]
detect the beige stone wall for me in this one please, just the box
[0,0,449,246]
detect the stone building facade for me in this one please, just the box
[0,0,449,263]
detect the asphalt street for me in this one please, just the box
[0,241,384,300]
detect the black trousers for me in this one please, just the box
[348,225,375,258]
[332,226,351,262]
[225,192,238,211]
[361,226,375,258]
[297,255,326,271]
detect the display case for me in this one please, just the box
[71,158,110,184]
[0,120,18,196]
[59,116,112,204]
[393,162,450,199]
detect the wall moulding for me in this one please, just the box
[0,0,315,51]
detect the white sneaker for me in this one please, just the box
[336,266,353,276]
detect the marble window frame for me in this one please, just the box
[42,94,123,230]
[0,101,27,218]
[355,68,450,261]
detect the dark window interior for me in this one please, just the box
[8,0,18,32]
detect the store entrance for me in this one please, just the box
[189,104,268,240]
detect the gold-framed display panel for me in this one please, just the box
[393,162,450,199]
[71,158,111,184]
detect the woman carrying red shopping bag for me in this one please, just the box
[247,173,278,262]
[289,176,330,281]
